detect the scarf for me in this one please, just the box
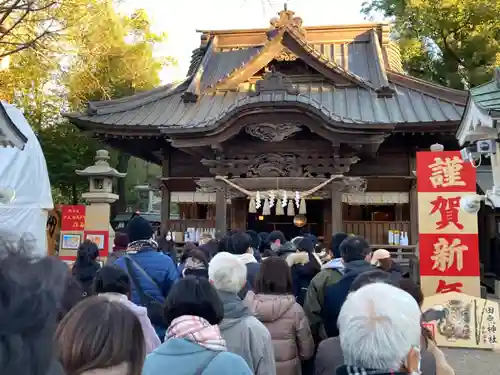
[336,365,408,375]
[184,256,206,270]
[126,239,158,253]
[166,315,226,351]
[237,252,257,265]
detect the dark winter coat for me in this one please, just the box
[322,260,374,337]
[72,260,100,295]
[285,251,321,306]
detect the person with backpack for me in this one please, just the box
[113,215,179,340]
[303,232,348,344]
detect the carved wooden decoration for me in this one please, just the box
[270,5,306,39]
[250,71,299,96]
[201,153,360,179]
[245,123,301,142]
[275,47,297,62]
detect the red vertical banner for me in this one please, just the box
[61,205,86,231]
[416,151,480,297]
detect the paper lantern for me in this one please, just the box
[293,214,307,228]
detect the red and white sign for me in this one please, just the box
[60,205,86,231]
[416,151,480,297]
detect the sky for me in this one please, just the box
[119,0,382,82]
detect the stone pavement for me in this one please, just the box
[442,347,500,375]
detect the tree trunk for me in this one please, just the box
[115,152,130,213]
[71,183,78,205]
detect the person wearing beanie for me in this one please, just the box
[304,232,349,343]
[105,231,129,265]
[113,215,180,340]
[285,236,321,306]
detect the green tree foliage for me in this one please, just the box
[2,0,170,206]
[362,0,500,88]
[62,3,169,211]
[0,0,87,58]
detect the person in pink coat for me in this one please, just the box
[92,266,161,353]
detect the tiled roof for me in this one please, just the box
[65,14,466,133]
[70,81,463,131]
[469,68,500,112]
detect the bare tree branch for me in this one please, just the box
[0,0,64,58]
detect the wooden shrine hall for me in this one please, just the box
[65,7,468,245]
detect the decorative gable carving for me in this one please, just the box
[250,70,298,96]
[275,47,297,61]
[245,123,302,142]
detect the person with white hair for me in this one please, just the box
[336,282,422,375]
[208,252,277,375]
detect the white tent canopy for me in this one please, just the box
[0,102,53,256]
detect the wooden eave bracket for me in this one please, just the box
[182,36,218,102]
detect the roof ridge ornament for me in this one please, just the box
[270,5,306,38]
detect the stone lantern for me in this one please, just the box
[76,149,126,231]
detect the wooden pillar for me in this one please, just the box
[409,153,418,244]
[160,147,171,233]
[215,190,227,234]
[230,197,247,230]
[331,189,343,235]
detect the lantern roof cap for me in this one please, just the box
[75,149,126,178]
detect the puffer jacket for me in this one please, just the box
[250,293,314,375]
[113,247,180,339]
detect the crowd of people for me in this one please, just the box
[0,216,455,375]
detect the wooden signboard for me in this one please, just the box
[416,151,480,297]
[422,292,499,349]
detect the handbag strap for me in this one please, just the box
[124,255,163,293]
[124,257,151,307]
[194,352,220,375]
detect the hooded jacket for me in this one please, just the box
[322,260,374,337]
[218,291,277,375]
[304,257,345,343]
[249,294,314,375]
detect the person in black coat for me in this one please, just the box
[72,240,101,295]
[227,231,260,298]
[285,236,321,306]
[322,236,374,337]
[246,230,262,262]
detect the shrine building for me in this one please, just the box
[65,7,470,249]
